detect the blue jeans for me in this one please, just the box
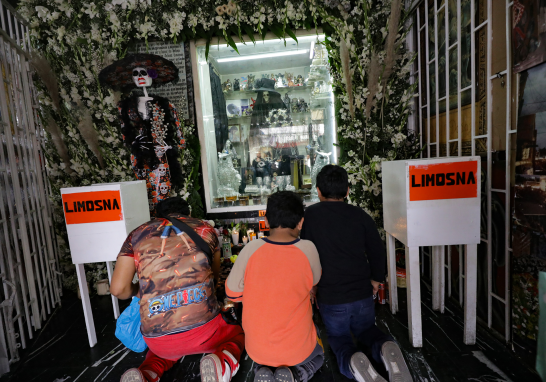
[318,296,393,380]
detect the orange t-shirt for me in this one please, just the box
[225,238,321,366]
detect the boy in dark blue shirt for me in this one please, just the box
[301,165,412,382]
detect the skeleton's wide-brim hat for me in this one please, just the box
[98,53,179,91]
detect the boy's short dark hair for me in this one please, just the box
[265,191,304,229]
[316,165,349,200]
[155,197,191,218]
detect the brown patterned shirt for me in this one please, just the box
[118,213,220,337]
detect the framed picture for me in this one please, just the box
[226,99,250,118]
[228,124,241,143]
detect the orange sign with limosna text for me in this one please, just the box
[409,161,478,201]
[62,191,123,225]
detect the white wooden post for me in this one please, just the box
[432,245,445,313]
[386,233,398,314]
[405,246,422,348]
[464,244,478,345]
[76,264,97,347]
[106,261,120,319]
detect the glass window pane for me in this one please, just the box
[196,35,336,210]
[476,25,488,136]
[428,0,435,61]
[448,0,458,46]
[429,63,436,113]
[438,9,447,99]
[461,0,472,89]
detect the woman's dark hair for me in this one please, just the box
[155,197,190,218]
[316,165,349,200]
[265,191,304,229]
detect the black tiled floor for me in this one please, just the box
[0,283,540,382]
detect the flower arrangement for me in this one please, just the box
[21,0,419,288]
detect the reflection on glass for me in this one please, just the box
[438,9,446,99]
[196,34,337,210]
[448,0,458,46]
[475,26,488,136]
[429,64,436,113]
[428,1,435,61]
[449,47,458,110]
[461,0,472,89]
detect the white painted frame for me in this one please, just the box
[409,0,513,342]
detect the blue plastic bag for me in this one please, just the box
[115,297,147,352]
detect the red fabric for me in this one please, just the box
[139,315,244,380]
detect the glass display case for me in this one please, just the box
[193,33,337,212]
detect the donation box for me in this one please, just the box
[60,181,150,347]
[60,181,150,264]
[382,156,481,348]
[382,156,481,247]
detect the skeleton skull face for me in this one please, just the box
[148,199,154,210]
[158,164,168,177]
[160,182,169,195]
[132,67,153,88]
[263,91,270,103]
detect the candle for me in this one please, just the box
[242,236,248,245]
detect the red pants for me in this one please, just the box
[140,314,244,380]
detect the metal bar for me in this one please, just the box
[474,19,488,32]
[435,0,440,154]
[459,244,463,306]
[0,36,40,334]
[491,292,506,304]
[425,0,431,158]
[504,0,513,342]
[457,0,462,157]
[486,0,493,331]
[445,0,450,157]
[417,9,424,158]
[6,44,50,319]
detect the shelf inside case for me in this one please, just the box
[195,33,338,213]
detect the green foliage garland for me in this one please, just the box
[20,0,419,288]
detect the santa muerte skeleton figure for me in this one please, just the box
[99,54,185,214]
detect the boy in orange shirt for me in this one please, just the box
[225,191,323,382]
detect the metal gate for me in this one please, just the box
[0,0,62,373]
[408,0,514,342]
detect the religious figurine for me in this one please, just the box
[233,79,240,91]
[295,74,304,86]
[250,78,287,130]
[276,73,285,88]
[283,93,291,109]
[99,54,185,214]
[291,98,300,113]
[286,73,295,87]
[310,151,332,201]
[298,98,308,113]
[247,74,255,90]
[217,151,241,198]
[223,79,232,92]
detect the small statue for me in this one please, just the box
[247,74,255,90]
[310,151,332,201]
[291,98,299,113]
[283,93,290,108]
[296,75,304,86]
[271,73,276,82]
[233,79,240,91]
[223,79,232,92]
[298,98,308,113]
[261,74,269,79]
[286,73,295,87]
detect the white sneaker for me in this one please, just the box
[349,352,387,382]
[200,352,238,382]
[380,342,413,382]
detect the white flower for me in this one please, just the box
[56,26,66,41]
[35,6,49,21]
[84,3,98,19]
[112,0,129,9]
